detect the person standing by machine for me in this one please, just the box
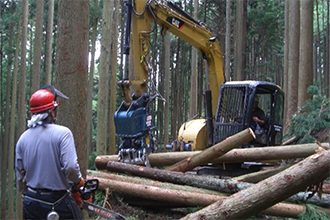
[15,86,85,220]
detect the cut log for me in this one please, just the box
[95,143,329,169]
[232,164,293,183]
[105,161,330,207]
[282,135,297,145]
[180,150,330,220]
[87,170,226,196]
[88,176,330,218]
[106,160,250,194]
[165,128,256,172]
[88,176,226,207]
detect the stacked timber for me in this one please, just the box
[91,129,330,219]
[95,142,329,169]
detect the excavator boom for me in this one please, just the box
[115,0,284,166]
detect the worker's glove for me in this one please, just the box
[71,177,85,208]
[75,177,85,189]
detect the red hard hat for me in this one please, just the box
[29,89,59,113]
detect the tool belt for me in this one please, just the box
[25,187,68,206]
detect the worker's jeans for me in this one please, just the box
[23,188,84,220]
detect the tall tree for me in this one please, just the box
[55,0,89,177]
[234,0,246,80]
[13,0,29,218]
[31,0,44,92]
[298,0,313,108]
[328,0,330,98]
[8,27,20,220]
[164,32,171,145]
[171,40,181,140]
[225,0,231,81]
[189,0,198,119]
[1,7,15,219]
[108,0,120,154]
[87,0,99,152]
[1,3,18,218]
[283,0,290,133]
[96,0,112,155]
[44,0,54,85]
[286,0,300,130]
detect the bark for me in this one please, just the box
[164,32,170,144]
[31,0,44,92]
[108,0,119,154]
[285,0,300,129]
[234,0,244,80]
[88,173,329,218]
[283,0,289,134]
[105,160,330,207]
[1,8,14,218]
[225,0,231,80]
[55,0,89,176]
[165,128,255,172]
[87,0,99,152]
[87,170,226,196]
[181,149,330,220]
[298,0,313,108]
[92,176,226,207]
[95,143,329,169]
[2,12,21,220]
[14,1,29,218]
[232,164,293,183]
[189,0,198,118]
[106,160,250,194]
[96,0,112,155]
[44,0,54,85]
[328,0,330,98]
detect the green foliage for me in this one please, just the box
[88,151,98,170]
[93,190,106,207]
[298,204,329,220]
[288,86,330,144]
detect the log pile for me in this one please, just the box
[91,130,330,219]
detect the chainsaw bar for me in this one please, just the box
[82,201,125,220]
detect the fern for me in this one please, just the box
[298,204,329,220]
[288,86,330,144]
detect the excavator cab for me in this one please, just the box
[214,81,284,147]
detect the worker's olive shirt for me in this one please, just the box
[15,123,82,194]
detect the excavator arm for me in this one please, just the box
[115,0,225,165]
[121,0,224,113]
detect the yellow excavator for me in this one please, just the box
[114,0,284,167]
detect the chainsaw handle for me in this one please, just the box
[81,179,99,192]
[71,179,99,201]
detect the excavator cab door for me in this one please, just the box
[214,81,284,147]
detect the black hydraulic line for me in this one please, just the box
[166,0,201,27]
[123,0,133,80]
[123,0,132,56]
[205,89,214,147]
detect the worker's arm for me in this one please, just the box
[15,142,26,196]
[253,116,265,126]
[60,128,82,185]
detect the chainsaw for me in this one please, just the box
[78,179,126,220]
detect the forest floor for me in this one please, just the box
[89,177,330,220]
[89,129,330,220]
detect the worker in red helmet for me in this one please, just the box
[15,85,85,220]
